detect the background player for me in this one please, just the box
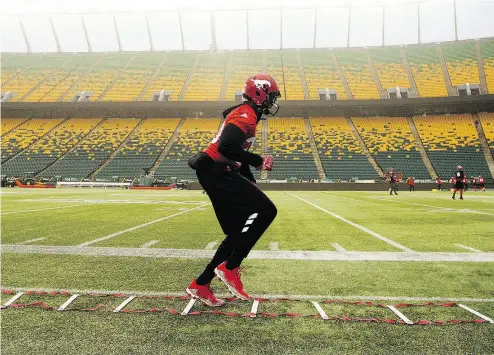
[478,175,486,192]
[452,165,465,200]
[436,177,443,191]
[407,176,415,192]
[186,73,281,307]
[389,173,398,195]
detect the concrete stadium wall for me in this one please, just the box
[2,95,494,119]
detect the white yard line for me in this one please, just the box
[269,242,280,251]
[3,286,494,303]
[140,240,160,248]
[17,237,46,245]
[4,244,494,262]
[454,244,483,253]
[78,203,210,247]
[287,192,414,252]
[331,243,347,253]
[1,205,85,215]
[205,241,217,250]
[19,198,205,205]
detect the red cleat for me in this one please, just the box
[186,279,225,307]
[214,262,250,301]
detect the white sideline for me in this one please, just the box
[140,240,160,248]
[287,193,414,252]
[78,203,210,247]
[1,292,24,308]
[311,301,329,320]
[205,241,217,250]
[3,286,494,303]
[387,305,414,325]
[457,304,494,323]
[17,237,46,245]
[58,294,80,311]
[250,299,260,318]
[2,205,84,215]
[331,243,347,253]
[181,298,196,316]
[113,296,136,313]
[269,242,280,251]
[454,244,483,253]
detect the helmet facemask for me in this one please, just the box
[263,91,281,116]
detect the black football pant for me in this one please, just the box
[195,167,277,286]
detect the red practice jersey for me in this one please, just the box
[408,178,415,185]
[479,177,485,184]
[204,104,257,167]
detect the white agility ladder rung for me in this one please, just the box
[58,294,80,311]
[181,298,196,315]
[458,304,494,323]
[1,292,24,309]
[113,296,136,313]
[250,299,260,318]
[311,301,329,320]
[387,305,414,325]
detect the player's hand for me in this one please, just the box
[256,155,273,171]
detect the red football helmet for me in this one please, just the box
[243,73,281,115]
[457,165,463,171]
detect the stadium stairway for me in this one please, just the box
[96,55,135,101]
[36,119,107,176]
[473,113,494,178]
[1,55,42,88]
[295,51,310,100]
[365,50,387,99]
[219,53,234,101]
[57,55,104,102]
[346,118,384,177]
[436,45,457,96]
[150,118,186,175]
[178,54,200,101]
[136,54,168,101]
[90,118,146,177]
[406,117,438,179]
[475,41,489,94]
[400,48,420,98]
[1,119,28,137]
[304,118,326,180]
[330,51,353,99]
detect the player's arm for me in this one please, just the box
[239,163,256,184]
[217,123,262,167]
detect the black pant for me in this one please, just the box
[195,164,277,286]
[409,185,415,192]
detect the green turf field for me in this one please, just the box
[2,188,493,354]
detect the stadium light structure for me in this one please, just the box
[1,0,493,53]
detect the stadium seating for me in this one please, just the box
[352,117,430,179]
[157,118,221,179]
[140,52,196,101]
[266,118,318,180]
[65,53,133,102]
[2,118,102,176]
[441,41,480,88]
[413,115,491,178]
[224,51,264,101]
[300,49,347,100]
[478,112,494,156]
[41,118,140,178]
[480,39,494,94]
[96,118,180,178]
[310,117,378,180]
[265,51,287,100]
[335,50,380,99]
[405,45,448,97]
[101,53,164,101]
[184,52,229,101]
[1,54,41,87]
[2,55,74,102]
[1,118,64,162]
[279,50,305,100]
[368,47,410,92]
[1,119,27,137]
[39,54,103,102]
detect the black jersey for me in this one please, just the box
[455,170,464,181]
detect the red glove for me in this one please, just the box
[256,155,274,171]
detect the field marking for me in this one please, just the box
[387,305,414,325]
[17,237,46,245]
[331,243,347,253]
[181,298,196,316]
[1,205,85,215]
[19,198,205,205]
[366,197,494,217]
[113,295,136,313]
[205,241,217,250]
[457,304,494,323]
[58,294,80,311]
[250,299,260,318]
[3,286,494,303]
[140,240,160,248]
[1,292,24,308]
[4,244,494,262]
[311,301,329,320]
[287,192,414,252]
[269,242,280,251]
[78,203,210,247]
[454,244,483,253]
